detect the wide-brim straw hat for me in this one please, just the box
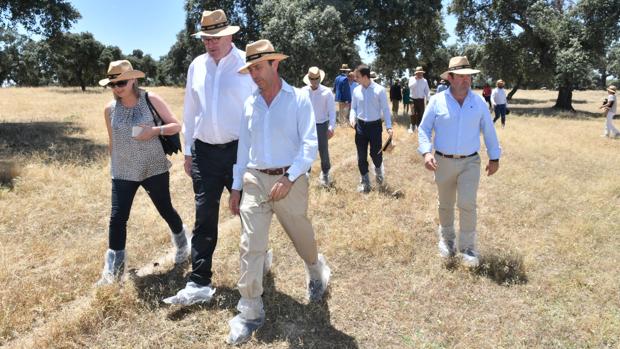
[303,66,325,85]
[340,64,351,71]
[440,56,480,80]
[607,85,616,94]
[496,79,505,86]
[193,9,240,37]
[238,39,288,73]
[414,66,425,74]
[370,71,377,80]
[98,60,145,86]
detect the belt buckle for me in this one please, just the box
[453,154,464,159]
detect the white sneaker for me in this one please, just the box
[460,249,480,268]
[162,281,216,305]
[438,238,456,258]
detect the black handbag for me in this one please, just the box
[145,92,182,155]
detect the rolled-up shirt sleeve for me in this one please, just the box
[288,94,318,181]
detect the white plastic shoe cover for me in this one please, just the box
[305,254,331,302]
[162,281,215,305]
[95,249,125,286]
[227,313,265,345]
[171,225,191,264]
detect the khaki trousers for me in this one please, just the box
[434,154,481,250]
[238,169,318,299]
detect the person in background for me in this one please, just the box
[390,80,403,117]
[333,64,352,123]
[482,83,492,109]
[350,64,393,193]
[97,60,189,286]
[301,66,336,186]
[436,79,449,94]
[348,71,359,98]
[408,66,430,134]
[491,79,508,128]
[601,85,619,138]
[402,79,411,116]
[418,56,501,268]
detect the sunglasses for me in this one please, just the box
[309,77,320,81]
[108,80,128,88]
[202,37,221,43]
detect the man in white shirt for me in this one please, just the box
[227,40,331,345]
[350,64,394,193]
[491,79,508,128]
[408,66,430,133]
[163,9,255,306]
[301,66,336,186]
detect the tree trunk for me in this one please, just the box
[553,86,575,111]
[599,68,607,88]
[507,76,522,100]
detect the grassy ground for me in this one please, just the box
[0,87,619,348]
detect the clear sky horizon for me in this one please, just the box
[67,0,456,62]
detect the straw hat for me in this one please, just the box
[340,64,351,72]
[440,56,480,80]
[98,60,145,87]
[607,85,616,94]
[193,9,240,37]
[414,66,425,74]
[370,71,377,80]
[496,79,505,87]
[303,66,325,86]
[238,39,288,73]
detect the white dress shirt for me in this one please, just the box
[301,84,336,131]
[232,79,318,190]
[349,81,392,129]
[182,44,256,155]
[418,88,501,160]
[491,87,507,106]
[408,77,430,99]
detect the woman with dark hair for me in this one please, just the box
[96,60,189,285]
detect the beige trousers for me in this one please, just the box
[238,169,318,300]
[434,154,481,250]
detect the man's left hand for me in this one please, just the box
[269,176,293,201]
[486,160,499,176]
[387,128,393,137]
[327,129,334,139]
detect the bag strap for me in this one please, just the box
[144,91,162,126]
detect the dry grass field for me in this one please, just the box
[0,86,619,348]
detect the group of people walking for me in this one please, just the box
[93,6,617,346]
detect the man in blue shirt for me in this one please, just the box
[418,56,501,268]
[333,64,352,123]
[348,71,359,97]
[350,64,393,192]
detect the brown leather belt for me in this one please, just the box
[256,166,290,175]
[435,150,478,159]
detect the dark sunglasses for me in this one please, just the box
[108,80,128,88]
[309,77,319,81]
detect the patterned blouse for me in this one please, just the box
[109,91,171,181]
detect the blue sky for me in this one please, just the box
[67,0,456,61]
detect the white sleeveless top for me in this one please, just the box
[109,91,171,181]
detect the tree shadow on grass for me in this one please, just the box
[444,249,528,286]
[0,121,107,164]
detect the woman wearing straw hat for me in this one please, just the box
[96,60,189,285]
[600,85,619,138]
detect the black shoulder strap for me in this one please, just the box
[144,91,162,126]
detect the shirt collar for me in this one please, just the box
[446,87,474,103]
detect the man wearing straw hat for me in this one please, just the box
[301,66,336,187]
[334,64,352,123]
[418,56,501,268]
[408,66,430,134]
[227,39,331,345]
[163,9,256,305]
